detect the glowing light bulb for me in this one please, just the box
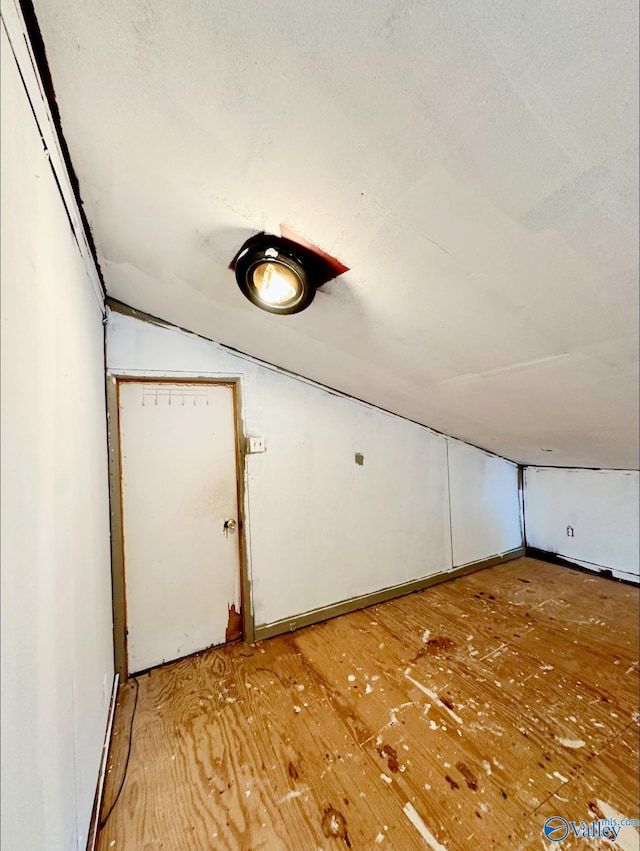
[252,262,300,306]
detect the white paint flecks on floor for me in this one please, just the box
[556,737,585,749]
[405,673,463,725]
[403,802,449,851]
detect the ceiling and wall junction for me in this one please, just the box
[31,0,639,469]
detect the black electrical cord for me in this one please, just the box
[99,676,139,830]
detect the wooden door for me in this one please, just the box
[118,381,242,673]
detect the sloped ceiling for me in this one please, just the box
[32,0,639,468]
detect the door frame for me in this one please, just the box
[105,373,254,680]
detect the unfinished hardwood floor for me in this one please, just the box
[97,558,639,850]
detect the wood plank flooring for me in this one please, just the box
[97,558,639,850]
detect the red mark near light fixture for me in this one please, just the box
[279,224,349,282]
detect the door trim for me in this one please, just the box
[105,373,254,680]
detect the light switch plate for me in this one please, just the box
[247,436,266,453]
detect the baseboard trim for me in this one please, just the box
[86,673,120,851]
[525,547,639,586]
[254,547,525,642]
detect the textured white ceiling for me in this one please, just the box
[33,0,639,468]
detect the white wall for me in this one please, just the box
[246,369,451,625]
[524,467,639,582]
[448,439,522,567]
[1,22,113,851]
[107,311,523,630]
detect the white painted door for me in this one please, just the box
[118,381,241,673]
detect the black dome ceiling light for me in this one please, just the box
[231,230,349,316]
[234,235,312,314]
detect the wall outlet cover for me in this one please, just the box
[248,436,265,453]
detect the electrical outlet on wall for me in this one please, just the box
[247,436,265,453]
